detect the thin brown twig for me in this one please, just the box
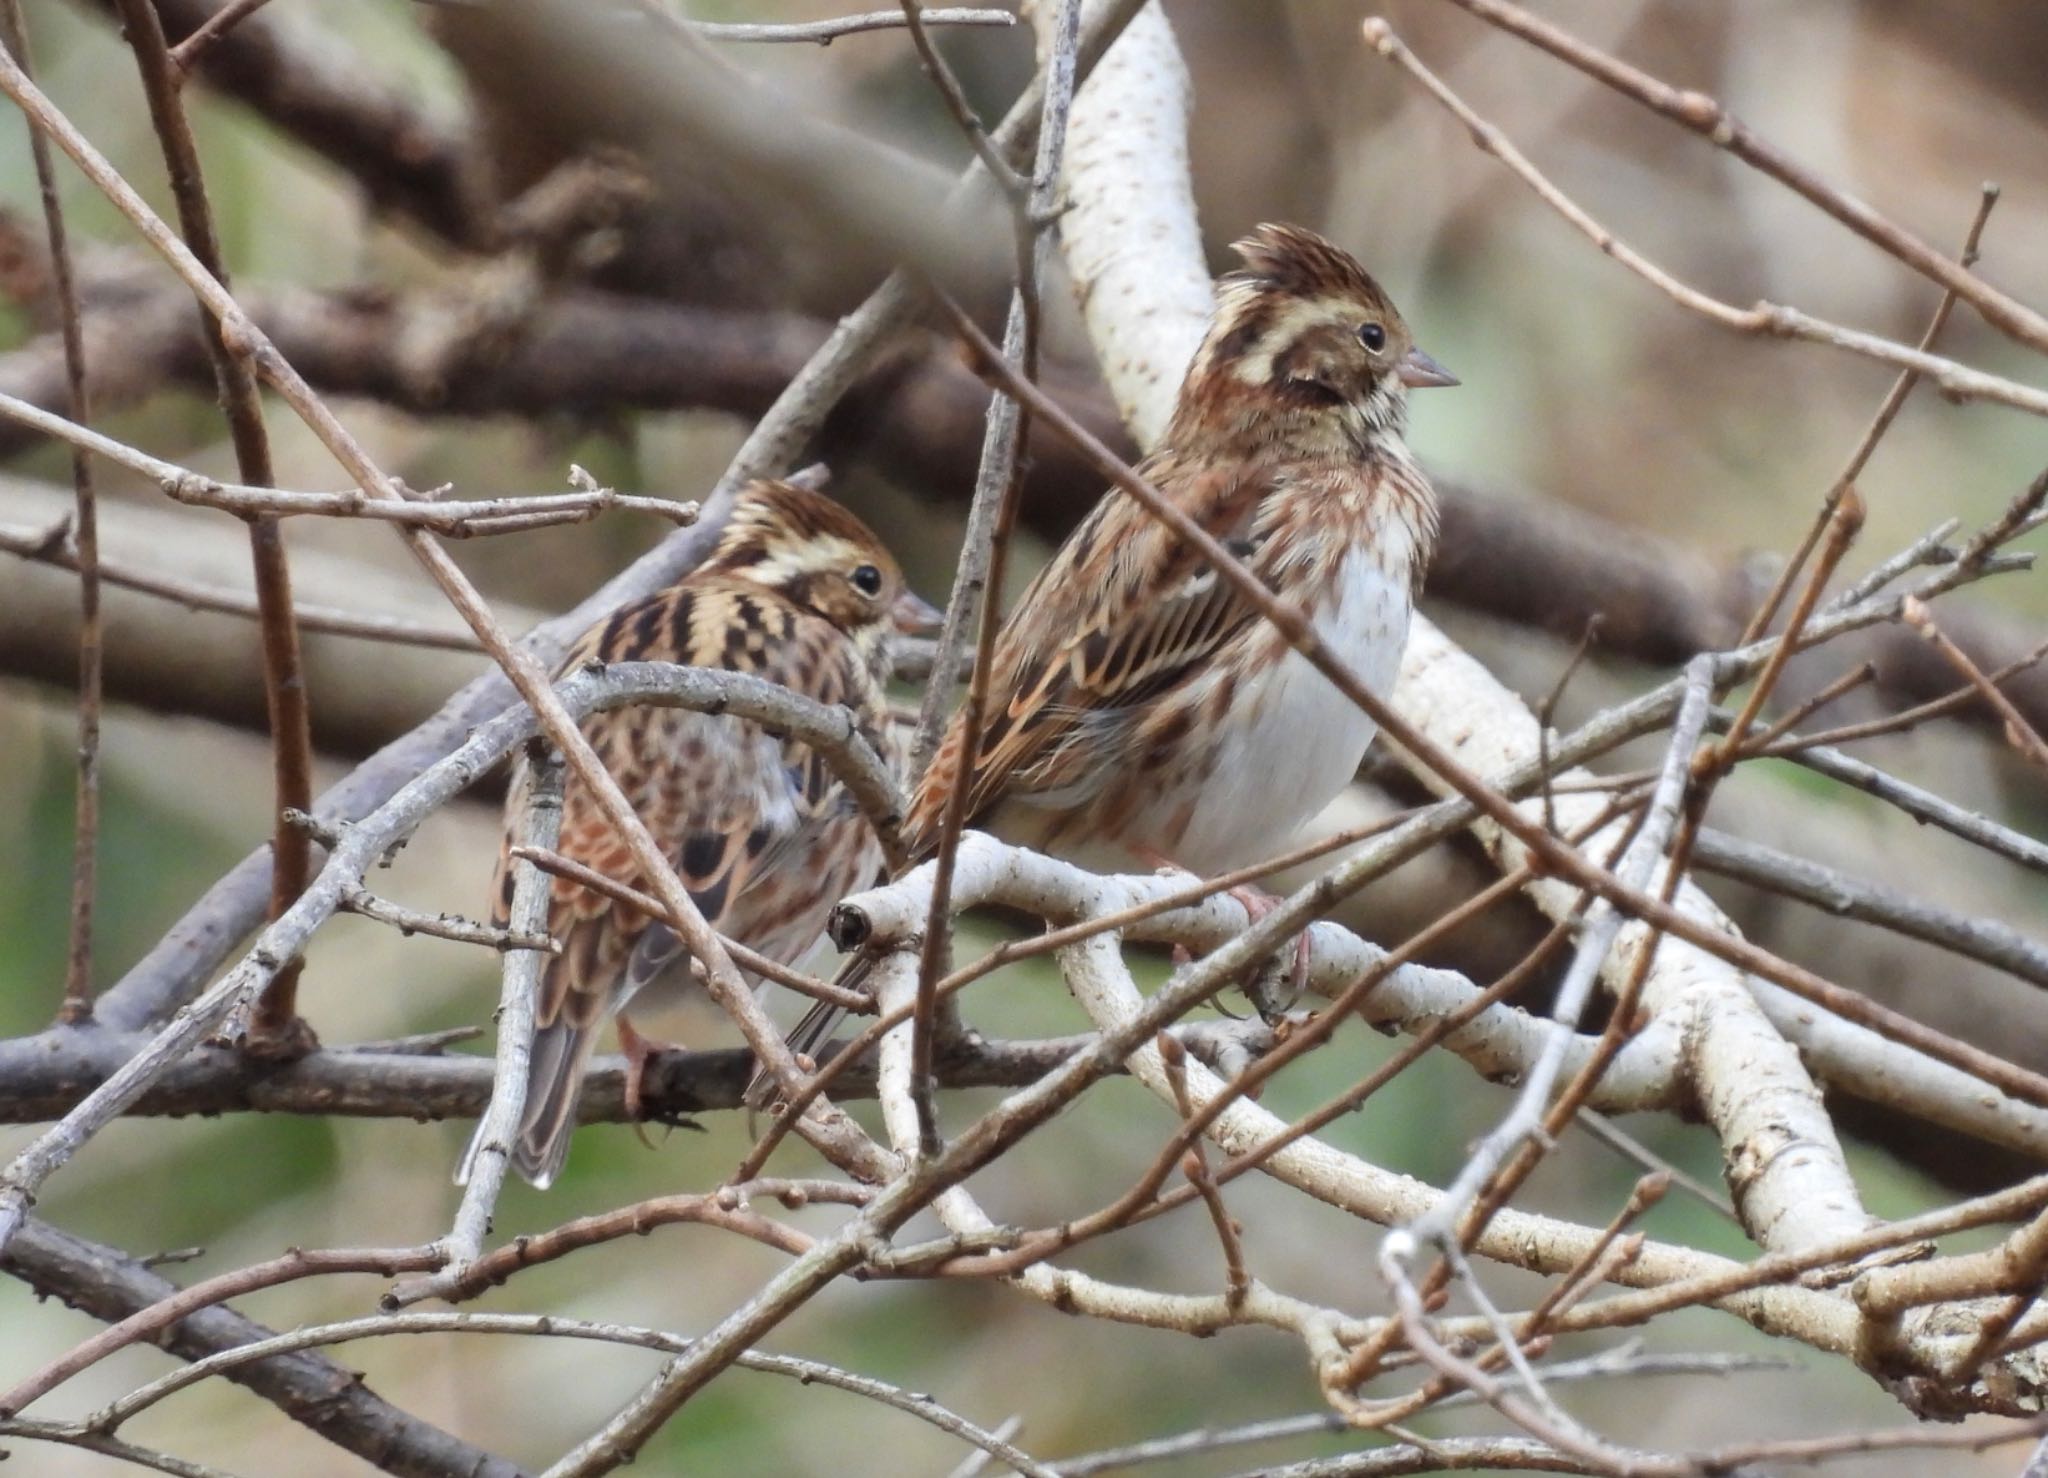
[0,1244,440,1417]
[509,846,870,1010]
[1358,17,2048,418]
[1716,487,1867,759]
[1761,636,2048,757]
[1739,184,1999,642]
[692,8,1014,45]
[112,0,317,1055]
[1574,1111,1736,1223]
[1738,660,1875,756]
[407,1181,862,1306]
[897,1,1029,198]
[0,520,487,651]
[908,0,1081,1156]
[1901,596,2048,770]
[164,0,278,77]
[1521,1175,1667,1346]
[1536,615,1602,840]
[1438,0,2048,354]
[1158,1034,1249,1308]
[0,1,101,1024]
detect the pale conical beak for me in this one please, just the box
[1397,346,1459,389]
[891,588,946,637]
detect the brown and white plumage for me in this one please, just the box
[466,478,930,1187]
[778,224,1455,1073]
[915,222,1450,871]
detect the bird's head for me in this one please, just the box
[704,479,940,664]
[1172,223,1455,457]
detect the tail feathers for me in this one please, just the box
[457,1018,599,1191]
[742,956,870,1108]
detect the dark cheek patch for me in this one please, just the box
[1210,303,1274,366]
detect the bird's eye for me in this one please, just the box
[850,564,884,597]
[1357,322,1386,352]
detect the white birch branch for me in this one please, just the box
[1052,0,1876,1260]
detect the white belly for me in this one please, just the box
[1164,549,1411,873]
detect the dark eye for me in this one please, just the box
[1357,322,1386,352]
[850,564,884,597]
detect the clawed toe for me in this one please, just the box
[1227,884,1312,1021]
[618,1017,684,1147]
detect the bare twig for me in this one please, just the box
[0,1,101,1025]
[0,1244,440,1418]
[0,391,698,533]
[1160,1034,1250,1307]
[164,0,277,76]
[85,1309,1056,1477]
[897,0,1029,196]
[112,0,317,1053]
[1689,828,2048,989]
[337,885,554,953]
[0,1420,235,1478]
[1055,1348,1781,1474]
[0,518,487,651]
[408,1180,864,1305]
[1439,0,2048,355]
[1575,1111,1736,1224]
[402,749,564,1305]
[1741,184,1998,642]
[909,0,1084,1157]
[1902,596,2048,769]
[690,8,1014,45]
[1764,737,2048,878]
[0,1026,1148,1126]
[0,1217,515,1475]
[1359,17,2048,418]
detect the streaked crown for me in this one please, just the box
[701,479,932,658]
[1170,223,1454,457]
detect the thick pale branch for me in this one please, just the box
[837,834,1685,1113]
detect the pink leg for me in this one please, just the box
[616,1016,684,1136]
[1138,849,1311,1010]
[1223,884,1313,1013]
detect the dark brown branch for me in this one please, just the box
[114,0,317,1053]
[0,1029,1098,1125]
[0,1217,519,1477]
